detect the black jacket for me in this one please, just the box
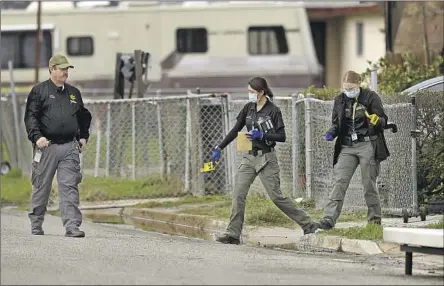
[24,79,92,144]
[328,88,390,166]
[218,99,285,150]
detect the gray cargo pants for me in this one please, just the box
[29,141,83,231]
[225,151,313,239]
[323,141,381,226]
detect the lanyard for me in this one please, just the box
[351,100,358,132]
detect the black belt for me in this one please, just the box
[48,138,74,145]
[248,147,275,156]
[342,135,378,146]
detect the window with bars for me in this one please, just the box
[1,30,52,69]
[176,28,208,53]
[248,26,288,55]
[67,36,94,56]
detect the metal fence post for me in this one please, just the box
[227,93,237,194]
[304,93,313,199]
[105,103,111,177]
[8,60,22,170]
[291,93,299,198]
[131,102,136,180]
[156,90,165,180]
[222,94,232,193]
[184,97,191,193]
[93,113,101,177]
[410,94,418,215]
[370,65,378,92]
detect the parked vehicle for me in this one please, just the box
[402,76,444,94]
[0,1,322,90]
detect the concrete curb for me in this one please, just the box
[341,238,383,255]
[121,207,399,256]
[297,233,402,255]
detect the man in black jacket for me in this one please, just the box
[319,70,390,230]
[24,53,92,237]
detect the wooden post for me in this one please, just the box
[421,2,430,65]
[35,1,42,84]
[134,50,150,98]
[113,53,124,99]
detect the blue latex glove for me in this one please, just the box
[324,132,334,141]
[211,146,221,163]
[246,129,264,141]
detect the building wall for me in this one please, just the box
[325,17,342,88]
[339,14,386,82]
[322,13,385,89]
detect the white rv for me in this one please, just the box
[0,1,323,89]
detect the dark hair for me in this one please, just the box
[248,77,274,98]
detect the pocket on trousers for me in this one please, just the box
[31,161,42,188]
[71,149,82,184]
[260,159,282,200]
[263,153,280,175]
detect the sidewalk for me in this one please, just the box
[78,197,443,259]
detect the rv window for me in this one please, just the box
[248,26,288,55]
[1,30,52,70]
[67,36,94,56]
[176,28,208,53]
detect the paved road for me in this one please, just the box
[1,208,442,285]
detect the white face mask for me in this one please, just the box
[248,92,258,103]
[344,88,360,99]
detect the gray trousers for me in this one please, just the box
[29,141,83,231]
[323,141,381,226]
[226,151,313,238]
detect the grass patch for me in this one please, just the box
[79,175,185,201]
[181,200,233,219]
[424,219,444,229]
[1,172,186,205]
[1,169,31,206]
[178,195,368,228]
[320,223,383,241]
[135,194,229,208]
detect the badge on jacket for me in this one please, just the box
[69,94,77,104]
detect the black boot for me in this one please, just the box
[65,228,85,238]
[368,219,381,225]
[31,227,44,235]
[303,222,320,235]
[213,233,240,245]
[319,218,334,230]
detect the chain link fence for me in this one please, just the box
[80,93,231,196]
[413,90,444,213]
[2,85,443,214]
[295,95,414,215]
[226,96,295,197]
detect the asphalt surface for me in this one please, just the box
[1,208,442,285]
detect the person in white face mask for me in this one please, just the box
[211,77,320,245]
[319,70,391,230]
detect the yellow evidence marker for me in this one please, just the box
[200,161,216,173]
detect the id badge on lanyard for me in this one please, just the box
[351,101,358,142]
